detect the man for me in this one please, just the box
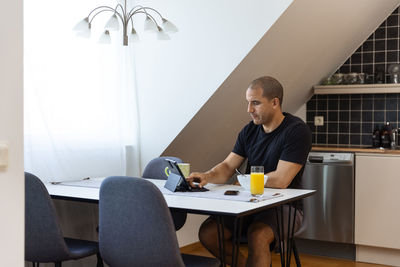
[187,76,311,267]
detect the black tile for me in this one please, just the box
[398,111,400,123]
[351,99,361,110]
[351,94,363,99]
[362,99,373,110]
[316,134,327,144]
[339,94,350,100]
[387,15,398,26]
[328,134,338,144]
[317,95,327,100]
[351,53,361,64]
[328,122,338,132]
[328,94,339,100]
[374,98,385,110]
[392,7,399,15]
[387,39,398,50]
[374,111,385,121]
[362,111,373,122]
[307,100,316,110]
[386,111,397,122]
[363,65,373,76]
[375,52,385,63]
[387,27,398,38]
[311,95,317,100]
[350,123,361,133]
[350,134,361,145]
[356,45,362,53]
[307,111,316,121]
[362,123,373,134]
[380,20,387,27]
[351,111,361,121]
[375,40,386,51]
[312,134,316,144]
[316,111,327,119]
[344,58,351,65]
[387,51,398,63]
[317,99,327,110]
[363,41,374,52]
[363,52,373,64]
[338,134,349,145]
[328,100,338,110]
[328,111,338,121]
[375,28,386,39]
[386,98,397,110]
[339,122,350,133]
[374,93,386,98]
[386,93,399,99]
[317,123,327,133]
[339,100,350,110]
[362,94,374,99]
[367,33,374,40]
[339,111,350,121]
[362,134,372,146]
[350,65,361,73]
[340,65,350,73]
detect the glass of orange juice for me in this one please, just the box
[250,166,264,197]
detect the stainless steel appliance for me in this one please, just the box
[297,152,354,243]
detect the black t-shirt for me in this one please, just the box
[233,113,311,190]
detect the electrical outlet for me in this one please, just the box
[314,116,324,126]
[0,143,8,170]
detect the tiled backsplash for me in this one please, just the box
[338,8,400,83]
[307,6,400,146]
[306,94,400,146]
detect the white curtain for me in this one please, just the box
[24,0,141,182]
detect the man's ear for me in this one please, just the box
[272,97,280,108]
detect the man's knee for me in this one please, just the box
[198,218,219,246]
[247,221,275,247]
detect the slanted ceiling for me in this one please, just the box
[163,0,400,171]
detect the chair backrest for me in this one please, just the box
[99,176,185,267]
[142,156,183,180]
[25,172,70,262]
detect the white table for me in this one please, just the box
[45,178,315,267]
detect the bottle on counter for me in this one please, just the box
[372,125,381,148]
[392,128,398,149]
[381,122,392,148]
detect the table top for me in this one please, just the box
[45,178,315,217]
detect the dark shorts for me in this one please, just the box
[207,205,303,248]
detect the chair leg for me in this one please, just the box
[54,262,62,267]
[292,239,301,267]
[96,252,104,267]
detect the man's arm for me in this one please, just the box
[187,152,244,187]
[265,159,303,189]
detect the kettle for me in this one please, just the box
[388,64,400,83]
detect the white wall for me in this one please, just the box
[134,0,293,168]
[0,0,24,265]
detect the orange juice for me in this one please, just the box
[250,173,264,196]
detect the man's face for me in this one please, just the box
[246,87,279,125]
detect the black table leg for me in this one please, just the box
[275,203,298,267]
[216,216,226,267]
[231,217,243,267]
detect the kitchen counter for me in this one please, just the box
[312,145,400,155]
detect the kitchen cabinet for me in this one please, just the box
[355,154,400,249]
[314,84,400,95]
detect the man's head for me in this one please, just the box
[246,76,284,127]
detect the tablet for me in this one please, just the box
[165,159,209,192]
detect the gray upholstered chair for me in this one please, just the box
[25,172,103,267]
[99,176,219,267]
[142,156,187,230]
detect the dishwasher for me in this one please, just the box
[297,152,354,244]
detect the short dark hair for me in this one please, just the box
[249,76,283,106]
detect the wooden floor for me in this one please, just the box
[180,242,389,267]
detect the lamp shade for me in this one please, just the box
[161,18,178,33]
[98,30,111,44]
[73,17,90,32]
[105,14,119,31]
[157,26,170,40]
[144,16,158,32]
[129,27,139,42]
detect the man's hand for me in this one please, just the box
[186,172,209,188]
